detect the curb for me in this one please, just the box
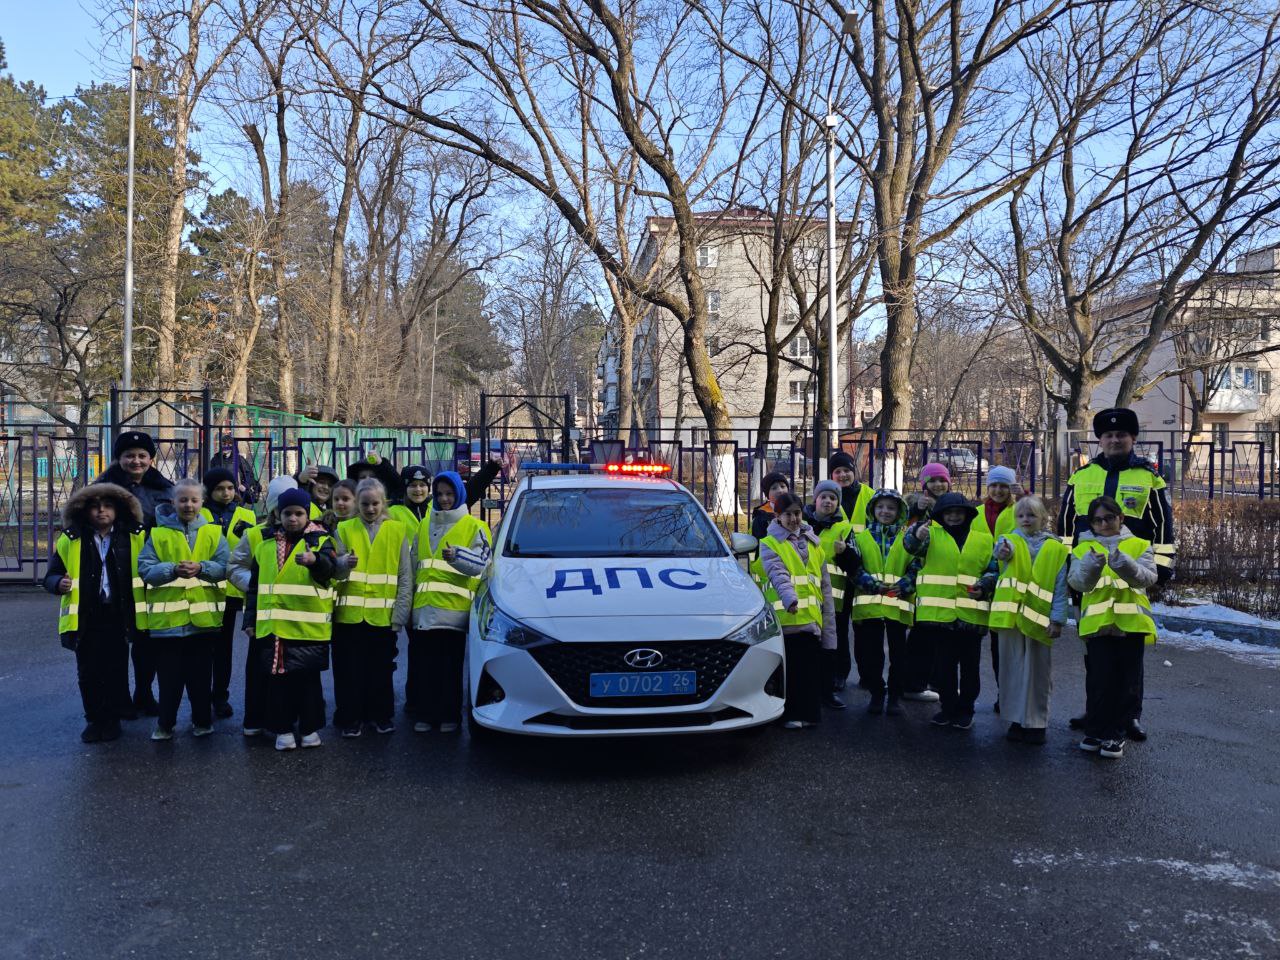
[1153,613,1280,650]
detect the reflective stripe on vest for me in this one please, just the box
[914,524,994,627]
[816,518,853,606]
[412,514,491,612]
[55,531,148,634]
[1073,538,1157,645]
[759,535,825,628]
[145,524,226,630]
[850,528,915,625]
[989,534,1068,644]
[254,534,336,641]
[335,517,407,626]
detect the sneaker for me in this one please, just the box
[1006,722,1024,742]
[950,715,974,730]
[151,726,174,741]
[1078,737,1102,753]
[80,723,103,744]
[1100,738,1125,759]
[242,727,263,737]
[783,720,805,729]
[885,698,903,716]
[821,692,846,710]
[800,720,818,728]
[300,732,322,748]
[340,726,362,739]
[930,711,952,727]
[375,721,395,735]
[192,725,214,738]
[1126,720,1148,742]
[1023,727,1046,745]
[275,733,297,751]
[867,695,884,716]
[413,721,431,733]
[903,689,941,702]
[213,699,234,720]
[438,722,460,733]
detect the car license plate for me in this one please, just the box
[589,670,697,697]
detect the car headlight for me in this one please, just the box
[725,607,781,645]
[480,599,557,649]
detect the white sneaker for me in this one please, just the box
[902,690,941,702]
[300,732,322,748]
[242,727,262,737]
[192,726,213,738]
[151,726,174,741]
[438,722,459,733]
[413,721,431,733]
[275,733,297,751]
[783,720,805,729]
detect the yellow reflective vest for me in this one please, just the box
[335,518,408,627]
[914,524,995,627]
[413,515,491,612]
[850,529,914,626]
[54,530,148,635]
[759,535,825,629]
[839,484,875,535]
[989,534,1069,644]
[200,505,257,600]
[253,534,337,641]
[1072,538,1157,645]
[145,524,227,631]
[814,518,854,610]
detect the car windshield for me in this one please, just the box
[505,487,726,558]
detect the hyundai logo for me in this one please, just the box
[623,648,664,669]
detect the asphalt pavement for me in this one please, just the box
[1,586,1277,960]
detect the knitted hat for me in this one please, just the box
[1093,407,1140,438]
[761,470,790,495]
[265,476,298,513]
[203,467,236,496]
[401,464,432,485]
[931,491,978,523]
[112,430,156,461]
[986,465,1016,487]
[813,480,842,501]
[828,450,858,475]
[276,488,312,514]
[919,462,951,488]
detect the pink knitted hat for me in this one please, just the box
[919,462,951,489]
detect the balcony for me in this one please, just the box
[1205,388,1261,414]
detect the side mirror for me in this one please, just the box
[729,532,758,556]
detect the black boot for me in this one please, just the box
[1127,719,1147,741]
[867,694,884,715]
[1068,713,1087,730]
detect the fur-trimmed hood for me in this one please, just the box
[63,483,144,531]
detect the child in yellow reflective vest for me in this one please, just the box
[759,493,836,729]
[849,489,922,716]
[137,479,230,740]
[803,480,860,711]
[201,468,258,721]
[407,471,491,733]
[42,483,146,743]
[243,487,340,751]
[990,496,1069,745]
[919,462,951,500]
[331,479,358,523]
[332,479,412,737]
[1066,495,1158,760]
[389,464,433,531]
[903,492,999,730]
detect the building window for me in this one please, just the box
[785,333,812,359]
[696,245,719,269]
[1261,370,1272,395]
[707,289,721,325]
[788,379,815,404]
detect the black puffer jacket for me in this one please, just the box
[95,463,174,528]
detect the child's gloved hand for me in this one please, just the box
[1083,550,1106,571]
[832,539,846,555]
[786,600,799,614]
[442,545,457,562]
[298,464,318,484]
[994,537,1013,562]
[913,522,930,545]
[1108,548,1132,572]
[58,576,73,595]
[343,553,359,570]
[296,550,317,568]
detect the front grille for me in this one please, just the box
[527,640,747,707]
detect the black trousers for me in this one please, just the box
[267,670,326,736]
[990,632,1000,692]
[156,634,215,730]
[332,622,398,728]
[829,611,853,689]
[211,599,242,704]
[1085,634,1146,740]
[410,628,467,725]
[905,625,938,693]
[243,635,272,731]
[404,630,425,718]
[782,631,822,724]
[852,618,909,699]
[74,619,131,724]
[927,626,982,719]
[131,635,157,703]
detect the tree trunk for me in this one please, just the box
[321,106,363,422]
[878,283,916,438]
[223,254,264,409]
[156,101,192,402]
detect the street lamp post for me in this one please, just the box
[823,100,840,479]
[122,0,140,405]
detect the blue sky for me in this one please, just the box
[3,1,111,95]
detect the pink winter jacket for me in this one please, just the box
[761,519,837,649]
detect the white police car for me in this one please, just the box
[468,464,785,736]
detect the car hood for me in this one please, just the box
[489,555,765,631]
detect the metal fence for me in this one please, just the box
[5,395,1280,583]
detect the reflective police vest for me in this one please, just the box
[145,524,227,631]
[839,484,875,535]
[335,517,407,627]
[989,534,1069,644]
[815,518,854,609]
[758,535,825,629]
[971,503,1015,540]
[1067,464,1174,570]
[200,505,257,600]
[915,524,994,627]
[55,530,148,635]
[253,534,336,641]
[850,529,914,626]
[1072,538,1157,644]
[413,515,491,612]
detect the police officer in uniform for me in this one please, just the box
[1056,407,1175,740]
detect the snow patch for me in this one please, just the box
[1152,602,1280,630]
[1159,628,1280,668]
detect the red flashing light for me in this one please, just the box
[604,462,671,475]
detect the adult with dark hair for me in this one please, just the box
[346,451,405,501]
[208,431,261,506]
[1057,407,1176,742]
[95,430,174,715]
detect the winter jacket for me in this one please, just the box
[207,450,261,504]
[760,519,837,649]
[802,504,862,577]
[347,515,414,631]
[136,503,231,638]
[243,523,339,673]
[42,484,145,649]
[95,463,174,528]
[346,457,405,499]
[409,475,491,632]
[1066,524,1157,637]
[904,519,999,635]
[997,528,1071,628]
